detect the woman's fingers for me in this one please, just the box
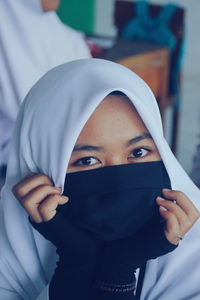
[12,173,67,223]
[21,185,62,223]
[12,173,54,199]
[162,189,200,221]
[156,196,188,228]
[159,206,180,245]
[38,194,69,222]
[156,189,200,244]
[21,184,61,206]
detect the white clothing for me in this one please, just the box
[0,58,200,299]
[191,110,200,187]
[0,0,90,166]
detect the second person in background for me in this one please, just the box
[0,0,91,178]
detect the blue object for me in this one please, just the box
[122,0,185,99]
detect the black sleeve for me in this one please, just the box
[30,214,101,300]
[89,221,177,300]
[49,261,96,300]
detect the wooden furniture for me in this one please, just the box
[104,40,169,119]
[114,1,185,153]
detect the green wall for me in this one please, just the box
[57,0,96,34]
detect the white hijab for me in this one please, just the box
[0,0,90,166]
[0,59,200,300]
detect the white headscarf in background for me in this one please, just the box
[0,0,90,166]
[0,59,200,300]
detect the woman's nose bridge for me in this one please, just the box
[105,153,126,166]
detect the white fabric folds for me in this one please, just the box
[0,0,90,166]
[0,58,200,299]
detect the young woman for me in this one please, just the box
[0,0,90,173]
[0,59,199,300]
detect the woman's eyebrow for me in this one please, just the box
[73,133,152,152]
[73,144,104,152]
[126,133,152,147]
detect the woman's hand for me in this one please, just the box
[12,173,101,262]
[13,174,102,300]
[156,189,200,245]
[93,189,200,288]
[12,173,68,223]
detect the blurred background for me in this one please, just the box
[57,0,200,175]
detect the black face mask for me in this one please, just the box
[58,161,171,241]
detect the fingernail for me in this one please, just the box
[55,187,61,191]
[159,206,167,211]
[157,196,165,201]
[62,196,69,201]
[163,188,171,192]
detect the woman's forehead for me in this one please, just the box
[87,94,142,124]
[75,95,149,144]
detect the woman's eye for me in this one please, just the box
[129,148,149,158]
[74,157,99,166]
